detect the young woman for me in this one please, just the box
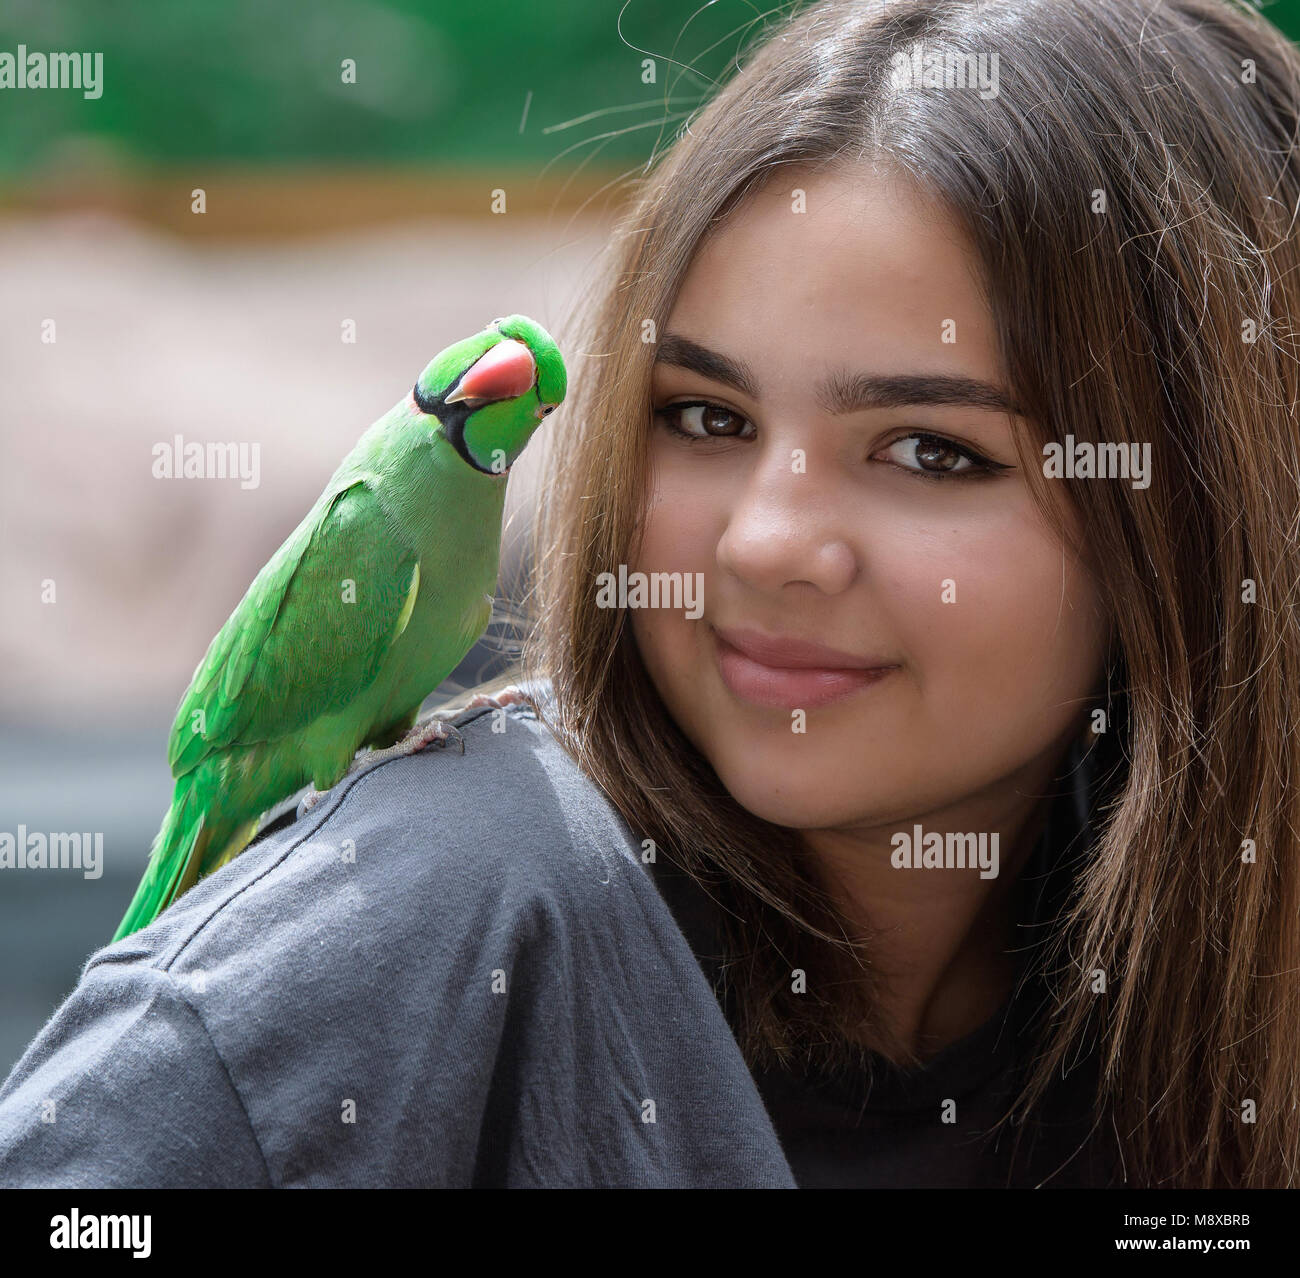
[519,0,1300,1188]
[2,0,1297,1189]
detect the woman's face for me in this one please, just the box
[631,164,1109,832]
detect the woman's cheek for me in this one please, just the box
[641,452,719,560]
[627,501,711,708]
[634,464,724,654]
[894,514,1098,751]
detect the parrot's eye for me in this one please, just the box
[540,406,554,416]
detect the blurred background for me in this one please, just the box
[0,0,767,1072]
[3,0,1300,1080]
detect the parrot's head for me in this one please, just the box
[412,314,566,475]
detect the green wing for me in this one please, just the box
[168,479,420,776]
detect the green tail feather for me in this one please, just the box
[112,778,207,942]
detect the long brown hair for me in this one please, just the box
[462,0,1300,1188]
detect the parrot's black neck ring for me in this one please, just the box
[413,382,507,477]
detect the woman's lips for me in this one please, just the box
[711,625,897,709]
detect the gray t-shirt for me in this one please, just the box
[0,688,796,1188]
[0,681,1112,1188]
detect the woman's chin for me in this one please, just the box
[715,770,860,831]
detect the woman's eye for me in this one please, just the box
[652,408,1005,481]
[654,401,754,441]
[877,433,996,479]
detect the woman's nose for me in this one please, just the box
[715,453,858,595]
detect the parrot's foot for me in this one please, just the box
[299,717,468,815]
[299,718,466,815]
[364,716,466,763]
[464,684,528,710]
[300,783,328,813]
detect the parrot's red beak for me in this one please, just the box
[445,339,536,404]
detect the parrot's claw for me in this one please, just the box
[300,784,327,813]
[426,719,467,756]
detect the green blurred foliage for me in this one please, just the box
[0,0,1295,180]
[0,0,776,176]
[1269,0,1300,39]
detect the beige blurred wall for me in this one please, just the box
[0,208,613,723]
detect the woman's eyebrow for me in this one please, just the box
[655,332,1023,416]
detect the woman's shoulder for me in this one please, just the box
[98,680,647,978]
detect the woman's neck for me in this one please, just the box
[798,751,1065,1066]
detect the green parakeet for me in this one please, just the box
[111,314,565,943]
